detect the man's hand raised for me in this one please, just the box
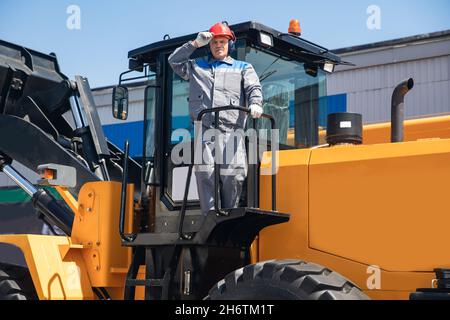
[193,32,214,48]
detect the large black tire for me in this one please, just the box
[0,263,38,300]
[206,260,370,300]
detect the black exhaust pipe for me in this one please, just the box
[391,78,414,143]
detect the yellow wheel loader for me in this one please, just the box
[0,22,449,300]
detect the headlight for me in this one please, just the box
[323,62,335,73]
[259,32,273,48]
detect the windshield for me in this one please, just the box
[245,46,328,148]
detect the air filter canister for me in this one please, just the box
[326,113,363,145]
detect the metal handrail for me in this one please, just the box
[119,140,136,242]
[178,106,278,239]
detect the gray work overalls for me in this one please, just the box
[169,41,263,215]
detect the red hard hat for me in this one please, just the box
[209,22,236,41]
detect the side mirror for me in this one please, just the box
[112,86,129,120]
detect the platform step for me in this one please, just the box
[122,207,289,247]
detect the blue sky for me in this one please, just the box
[1,0,449,88]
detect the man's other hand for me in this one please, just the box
[249,104,263,118]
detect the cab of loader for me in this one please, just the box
[114,21,343,215]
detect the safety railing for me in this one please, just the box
[178,106,278,239]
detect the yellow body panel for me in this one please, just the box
[259,138,450,299]
[70,181,145,299]
[0,235,93,300]
[309,139,450,271]
[71,181,134,287]
[363,115,450,144]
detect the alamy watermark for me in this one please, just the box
[171,121,279,176]
[66,5,81,30]
[367,5,381,30]
[66,264,82,290]
[366,265,381,290]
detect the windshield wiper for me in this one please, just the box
[260,70,278,83]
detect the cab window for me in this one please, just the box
[245,46,328,148]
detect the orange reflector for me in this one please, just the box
[42,168,55,180]
[288,19,302,35]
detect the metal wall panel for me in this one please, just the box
[328,55,450,123]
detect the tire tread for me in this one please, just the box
[206,259,369,300]
[0,263,37,300]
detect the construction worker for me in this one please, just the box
[168,22,263,215]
